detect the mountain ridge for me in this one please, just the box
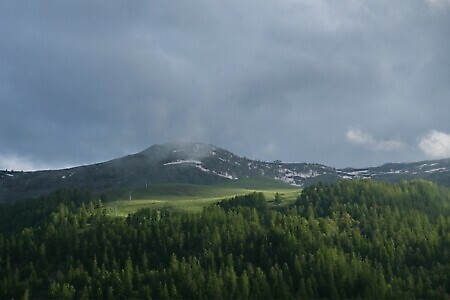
[1,142,450,202]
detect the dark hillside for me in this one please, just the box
[2,142,450,203]
[0,180,449,298]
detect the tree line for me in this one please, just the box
[0,180,449,298]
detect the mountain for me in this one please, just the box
[339,159,450,184]
[1,142,450,202]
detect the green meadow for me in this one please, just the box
[104,177,300,215]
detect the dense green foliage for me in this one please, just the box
[1,180,450,298]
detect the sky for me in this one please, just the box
[1,0,450,170]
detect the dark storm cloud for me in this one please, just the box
[1,0,450,170]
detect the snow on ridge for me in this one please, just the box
[336,164,449,179]
[212,170,237,180]
[347,170,369,176]
[419,164,428,169]
[425,167,448,173]
[163,160,203,166]
[163,160,238,180]
[419,163,439,170]
[336,169,373,179]
[275,168,321,184]
[196,164,210,173]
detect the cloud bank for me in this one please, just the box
[0,0,450,169]
[346,128,404,152]
[419,130,450,159]
[0,154,67,171]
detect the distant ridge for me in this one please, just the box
[1,142,450,202]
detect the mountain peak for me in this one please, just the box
[141,142,220,161]
[3,142,450,203]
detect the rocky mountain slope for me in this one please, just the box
[1,142,450,202]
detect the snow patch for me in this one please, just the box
[425,167,448,173]
[163,160,238,180]
[196,164,210,173]
[275,168,321,184]
[163,160,203,166]
[212,171,237,180]
[347,170,369,176]
[419,163,439,169]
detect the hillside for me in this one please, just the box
[1,142,450,202]
[0,143,330,202]
[0,180,449,298]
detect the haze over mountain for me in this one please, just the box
[2,142,450,203]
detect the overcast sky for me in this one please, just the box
[1,0,450,170]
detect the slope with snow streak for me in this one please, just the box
[2,143,450,203]
[163,159,238,180]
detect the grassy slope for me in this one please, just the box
[104,176,300,216]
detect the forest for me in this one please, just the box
[0,179,450,299]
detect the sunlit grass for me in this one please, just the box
[104,178,300,216]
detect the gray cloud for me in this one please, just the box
[346,128,404,152]
[1,0,449,170]
[426,0,450,9]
